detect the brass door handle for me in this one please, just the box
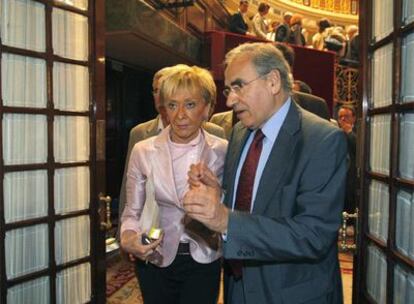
[99,194,112,231]
[340,208,358,252]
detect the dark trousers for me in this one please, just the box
[135,255,221,304]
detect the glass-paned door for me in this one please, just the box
[355,0,414,302]
[0,0,106,303]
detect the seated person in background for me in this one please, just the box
[275,11,292,42]
[252,2,270,39]
[229,0,251,35]
[293,80,313,94]
[120,65,228,304]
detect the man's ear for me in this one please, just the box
[267,69,282,94]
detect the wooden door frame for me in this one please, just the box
[91,0,107,303]
[354,0,414,303]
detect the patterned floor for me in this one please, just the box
[107,252,354,304]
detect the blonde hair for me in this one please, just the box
[159,65,217,115]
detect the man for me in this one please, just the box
[338,104,357,214]
[184,43,347,304]
[118,66,225,232]
[275,11,292,42]
[229,0,251,35]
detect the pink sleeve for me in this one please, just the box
[120,145,146,235]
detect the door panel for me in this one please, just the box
[356,0,414,302]
[0,0,106,303]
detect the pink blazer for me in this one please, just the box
[121,126,228,267]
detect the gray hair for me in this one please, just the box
[224,42,293,93]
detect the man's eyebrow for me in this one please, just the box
[230,79,243,86]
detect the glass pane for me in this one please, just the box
[403,0,414,24]
[399,113,414,180]
[366,244,387,304]
[394,264,414,304]
[56,263,91,304]
[1,53,47,108]
[53,62,89,112]
[54,167,89,214]
[52,8,88,61]
[5,225,48,279]
[370,115,391,175]
[7,276,50,304]
[396,190,414,260]
[4,170,48,223]
[54,116,89,163]
[0,0,45,52]
[55,216,90,264]
[402,33,414,103]
[368,180,389,242]
[2,114,47,165]
[55,0,88,10]
[371,44,393,108]
[372,0,393,41]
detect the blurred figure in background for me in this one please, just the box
[252,2,270,39]
[289,14,305,46]
[344,25,359,63]
[266,20,280,41]
[229,0,251,36]
[275,11,292,42]
[312,18,331,50]
[293,80,313,94]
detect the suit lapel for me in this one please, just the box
[253,102,302,214]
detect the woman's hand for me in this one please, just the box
[120,230,163,262]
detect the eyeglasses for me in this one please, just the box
[222,73,267,98]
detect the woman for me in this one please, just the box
[120,64,227,304]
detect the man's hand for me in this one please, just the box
[184,163,229,233]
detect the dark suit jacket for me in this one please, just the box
[229,12,248,35]
[222,102,347,304]
[275,23,290,42]
[293,91,331,121]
